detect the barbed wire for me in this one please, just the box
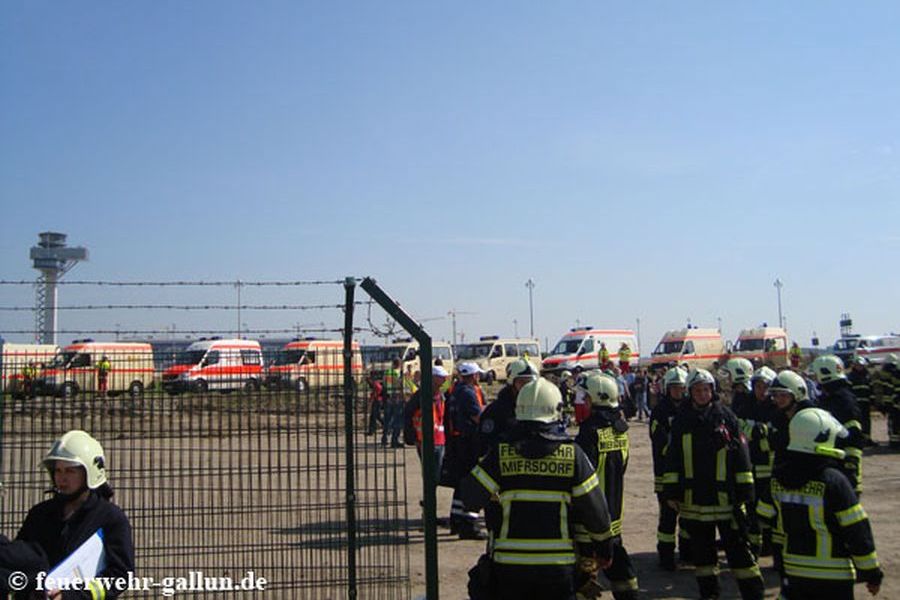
[0,302,366,312]
[0,279,346,287]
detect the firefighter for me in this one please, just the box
[725,357,756,423]
[881,354,900,448]
[574,373,639,599]
[789,342,803,370]
[663,369,764,600]
[649,366,690,570]
[847,356,874,446]
[445,362,487,539]
[618,342,632,375]
[809,355,864,495]
[17,430,135,600]
[478,358,537,452]
[460,378,613,600]
[746,366,777,557]
[757,408,883,599]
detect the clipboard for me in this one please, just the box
[45,529,107,592]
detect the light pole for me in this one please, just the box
[717,316,722,333]
[235,279,243,339]
[525,278,535,338]
[513,319,518,338]
[635,318,641,354]
[774,278,784,329]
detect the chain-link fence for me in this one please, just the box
[0,278,412,598]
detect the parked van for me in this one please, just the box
[649,328,726,372]
[541,328,639,375]
[366,338,455,379]
[0,341,59,397]
[833,334,900,366]
[729,327,789,368]
[162,338,264,394]
[39,340,154,399]
[455,336,542,383]
[266,338,363,392]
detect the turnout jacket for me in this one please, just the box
[17,491,134,600]
[478,384,518,454]
[757,453,882,585]
[847,368,872,403]
[461,424,613,567]
[649,395,679,494]
[663,401,755,522]
[819,381,864,493]
[575,408,629,538]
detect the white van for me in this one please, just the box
[162,338,264,394]
[39,340,155,399]
[834,334,900,366]
[455,336,542,384]
[650,328,726,372]
[729,327,790,368]
[0,342,59,397]
[266,338,363,392]
[541,327,639,375]
[366,338,455,380]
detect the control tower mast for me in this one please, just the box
[30,232,88,344]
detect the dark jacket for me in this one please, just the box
[648,394,680,493]
[17,491,134,600]
[0,535,48,595]
[575,408,629,538]
[819,380,864,493]
[477,384,518,454]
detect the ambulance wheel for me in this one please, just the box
[62,382,78,399]
[194,380,208,394]
[128,381,144,399]
[295,378,308,393]
[485,370,496,385]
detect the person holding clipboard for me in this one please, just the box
[16,430,134,599]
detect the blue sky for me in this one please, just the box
[1,2,898,351]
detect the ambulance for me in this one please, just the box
[455,336,541,384]
[729,327,790,368]
[649,328,726,372]
[0,341,59,397]
[38,340,155,399]
[366,338,455,380]
[265,338,363,392]
[541,327,639,375]
[162,338,264,394]
[834,334,900,366]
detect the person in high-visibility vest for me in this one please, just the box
[21,360,38,399]
[789,342,803,370]
[96,355,112,398]
[599,343,610,371]
[757,408,883,599]
[404,365,449,489]
[663,369,764,600]
[574,373,639,600]
[461,378,613,600]
[618,343,632,375]
[381,358,404,448]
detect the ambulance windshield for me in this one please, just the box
[182,350,207,365]
[550,338,583,355]
[653,341,684,355]
[273,349,305,365]
[733,338,765,352]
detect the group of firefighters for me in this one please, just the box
[395,350,892,600]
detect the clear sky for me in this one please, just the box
[1,2,898,351]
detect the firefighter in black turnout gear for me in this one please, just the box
[649,366,690,570]
[461,378,614,600]
[809,355,864,495]
[478,359,538,452]
[574,372,640,599]
[757,407,884,599]
[847,356,874,446]
[663,369,764,600]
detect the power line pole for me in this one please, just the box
[525,278,535,338]
[774,278,784,329]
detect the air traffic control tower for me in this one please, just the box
[30,232,88,344]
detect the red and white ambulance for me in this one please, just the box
[162,338,264,394]
[266,338,363,392]
[729,327,790,368]
[649,328,726,372]
[541,327,639,375]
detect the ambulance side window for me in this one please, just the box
[581,339,594,354]
[683,341,695,355]
[505,344,518,357]
[241,350,262,366]
[204,351,220,366]
[71,353,91,368]
[490,345,503,359]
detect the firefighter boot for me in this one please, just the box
[697,574,720,600]
[657,543,676,571]
[678,535,693,567]
[736,575,764,600]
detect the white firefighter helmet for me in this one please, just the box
[787,407,848,460]
[515,378,562,424]
[751,366,777,386]
[43,430,107,489]
[724,357,755,385]
[578,373,620,408]
[809,355,846,384]
[768,370,809,401]
[662,366,688,391]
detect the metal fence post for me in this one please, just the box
[343,277,358,599]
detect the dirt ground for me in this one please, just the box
[405,413,899,600]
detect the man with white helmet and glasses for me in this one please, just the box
[649,366,690,571]
[460,378,613,600]
[757,408,883,599]
[16,430,134,600]
[809,355,864,495]
[663,369,764,600]
[574,373,639,600]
